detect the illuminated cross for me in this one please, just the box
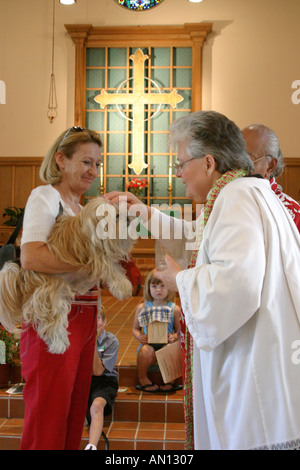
[94,48,184,175]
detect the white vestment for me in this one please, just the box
[175,177,300,450]
[151,177,300,450]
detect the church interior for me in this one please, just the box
[0,0,299,450]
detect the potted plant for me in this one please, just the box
[0,325,19,364]
[2,206,24,226]
[0,325,20,386]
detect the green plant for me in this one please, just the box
[2,206,24,226]
[0,325,19,364]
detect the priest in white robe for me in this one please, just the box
[105,110,300,450]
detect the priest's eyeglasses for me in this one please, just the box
[173,157,200,172]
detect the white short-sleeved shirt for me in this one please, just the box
[21,184,99,303]
[21,184,78,246]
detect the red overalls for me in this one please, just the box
[20,288,98,450]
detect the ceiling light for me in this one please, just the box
[59,0,76,5]
[188,0,204,3]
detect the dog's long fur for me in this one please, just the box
[0,198,134,354]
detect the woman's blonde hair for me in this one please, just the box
[40,127,103,184]
[144,269,175,302]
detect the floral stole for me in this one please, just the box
[183,168,248,450]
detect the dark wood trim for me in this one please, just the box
[65,23,212,126]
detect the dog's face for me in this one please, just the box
[81,197,135,258]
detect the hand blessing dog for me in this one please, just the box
[104,191,153,223]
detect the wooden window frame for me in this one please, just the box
[65,23,212,124]
[65,24,212,210]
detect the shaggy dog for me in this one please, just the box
[0,197,135,354]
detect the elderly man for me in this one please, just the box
[242,124,300,231]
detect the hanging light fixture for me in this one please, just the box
[59,0,77,4]
[47,0,58,123]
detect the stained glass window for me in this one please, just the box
[115,0,164,11]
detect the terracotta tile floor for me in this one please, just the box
[101,294,142,367]
[81,417,185,450]
[0,417,185,451]
[0,384,185,450]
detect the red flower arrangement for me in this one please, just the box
[127,178,147,198]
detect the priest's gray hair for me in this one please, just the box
[169,110,254,174]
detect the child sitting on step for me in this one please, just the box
[85,306,119,450]
[132,269,181,393]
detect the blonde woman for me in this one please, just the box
[20,127,102,450]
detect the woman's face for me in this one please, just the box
[175,141,220,204]
[57,142,101,195]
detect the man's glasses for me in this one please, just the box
[60,126,84,146]
[250,154,273,163]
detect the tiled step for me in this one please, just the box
[137,265,156,285]
[0,363,22,388]
[82,420,185,451]
[0,418,185,451]
[112,386,184,424]
[0,386,184,423]
[117,364,182,388]
[131,238,156,286]
[0,386,184,450]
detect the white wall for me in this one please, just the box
[0,0,299,159]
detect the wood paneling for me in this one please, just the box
[276,158,300,203]
[0,157,43,226]
[0,155,298,242]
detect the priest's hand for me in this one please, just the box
[154,254,183,293]
[104,191,153,222]
[104,190,143,207]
